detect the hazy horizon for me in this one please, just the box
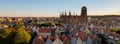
[0,0,120,17]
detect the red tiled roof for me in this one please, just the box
[90,34,97,39]
[62,36,71,44]
[38,28,50,33]
[33,35,45,44]
[67,34,72,40]
[46,35,51,40]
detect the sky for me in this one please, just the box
[0,0,120,17]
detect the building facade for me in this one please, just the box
[60,6,88,25]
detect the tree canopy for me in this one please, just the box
[0,28,12,39]
[0,27,31,44]
[14,27,31,44]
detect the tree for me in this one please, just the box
[115,29,120,34]
[44,21,49,25]
[110,29,116,32]
[49,21,55,26]
[14,21,23,29]
[117,41,120,44]
[55,23,64,26]
[43,21,49,26]
[0,29,12,39]
[14,27,31,44]
[34,22,39,26]
[60,23,64,26]
[0,28,12,44]
[97,33,108,44]
[0,27,31,44]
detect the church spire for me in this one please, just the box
[62,11,64,15]
[69,11,71,15]
[65,10,67,15]
[74,11,75,15]
[60,12,62,15]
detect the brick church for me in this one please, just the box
[60,6,88,25]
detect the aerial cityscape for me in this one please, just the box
[0,0,120,44]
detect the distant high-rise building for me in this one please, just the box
[60,6,88,24]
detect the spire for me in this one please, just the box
[69,11,71,15]
[74,11,75,15]
[65,10,67,15]
[76,13,78,16]
[60,12,62,15]
[62,11,64,15]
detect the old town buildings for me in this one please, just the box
[60,6,87,25]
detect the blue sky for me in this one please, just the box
[0,0,120,17]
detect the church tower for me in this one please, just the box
[81,6,87,17]
[81,6,88,22]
